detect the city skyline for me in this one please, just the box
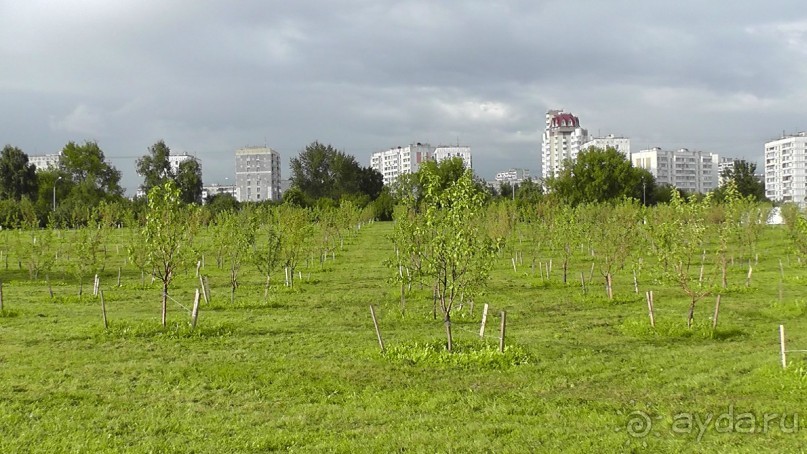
[1,2,805,194]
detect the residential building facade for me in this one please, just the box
[434,145,472,169]
[29,151,61,171]
[632,147,720,193]
[168,152,200,175]
[370,143,473,186]
[582,134,631,158]
[765,132,807,203]
[541,109,588,180]
[201,184,236,202]
[235,146,281,202]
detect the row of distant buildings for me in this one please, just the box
[368,143,472,186]
[538,109,751,196]
[26,146,283,203]
[539,109,807,203]
[26,142,474,204]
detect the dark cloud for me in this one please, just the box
[1,0,806,193]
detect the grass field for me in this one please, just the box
[1,221,806,452]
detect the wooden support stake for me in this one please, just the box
[633,269,639,294]
[745,265,753,287]
[117,267,121,287]
[369,305,384,352]
[581,272,587,294]
[780,324,787,369]
[479,303,489,338]
[511,257,517,273]
[199,276,210,304]
[203,276,211,302]
[196,260,201,277]
[712,294,721,330]
[400,282,405,315]
[499,311,507,353]
[100,290,108,329]
[0,280,4,311]
[191,288,201,330]
[646,291,655,328]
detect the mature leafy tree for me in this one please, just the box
[0,145,38,201]
[290,141,384,203]
[716,160,766,202]
[547,146,655,206]
[60,141,124,203]
[357,165,384,200]
[136,140,173,195]
[206,193,240,216]
[372,187,395,221]
[281,186,306,207]
[175,159,203,204]
[514,178,544,220]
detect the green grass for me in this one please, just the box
[1,222,806,452]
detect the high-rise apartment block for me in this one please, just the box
[582,134,631,158]
[370,143,472,186]
[235,146,281,202]
[541,110,588,179]
[168,152,200,175]
[433,145,472,169]
[765,132,807,203]
[632,147,722,193]
[29,151,62,171]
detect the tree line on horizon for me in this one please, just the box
[0,139,768,229]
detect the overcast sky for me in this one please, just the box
[1,1,806,194]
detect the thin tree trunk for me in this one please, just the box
[687,297,696,328]
[161,283,168,327]
[563,258,568,284]
[444,312,453,352]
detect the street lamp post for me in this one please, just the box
[52,176,62,211]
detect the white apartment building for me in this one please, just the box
[29,151,61,171]
[541,110,588,180]
[582,134,631,158]
[434,145,472,169]
[201,184,236,202]
[632,147,720,193]
[168,152,199,175]
[765,133,807,203]
[235,146,281,202]
[370,143,473,186]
